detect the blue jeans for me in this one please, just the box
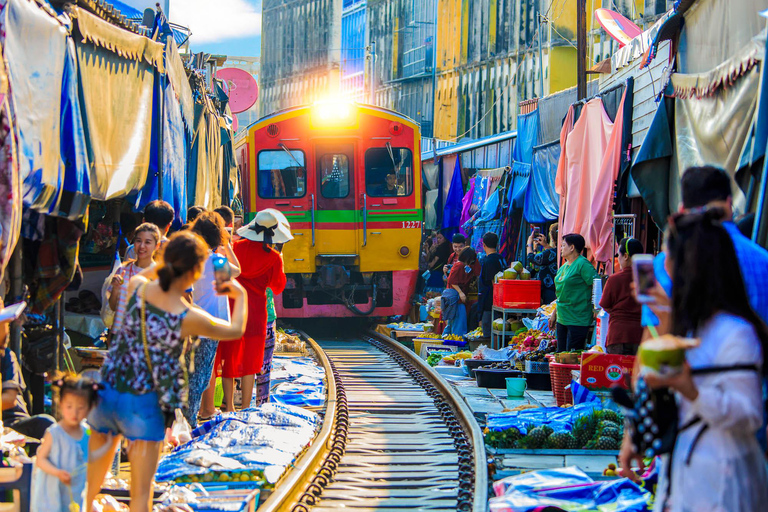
[185,338,219,426]
[445,303,467,336]
[88,384,166,442]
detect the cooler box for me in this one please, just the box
[579,353,635,390]
[493,280,541,309]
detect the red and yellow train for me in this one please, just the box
[236,101,422,318]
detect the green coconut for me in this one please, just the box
[511,261,524,273]
[519,268,532,280]
[504,268,519,280]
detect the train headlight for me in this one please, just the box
[399,246,410,257]
[311,99,358,128]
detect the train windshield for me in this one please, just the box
[318,153,351,198]
[365,147,413,197]
[257,150,306,198]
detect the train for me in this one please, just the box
[236,101,422,318]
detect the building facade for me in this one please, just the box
[260,0,670,139]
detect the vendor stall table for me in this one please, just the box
[491,306,538,349]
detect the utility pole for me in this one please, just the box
[367,42,376,104]
[577,0,587,100]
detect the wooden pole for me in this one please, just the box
[577,0,587,100]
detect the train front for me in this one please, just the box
[242,101,422,318]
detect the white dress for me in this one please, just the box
[655,312,768,512]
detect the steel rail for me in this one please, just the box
[258,333,340,512]
[263,329,487,512]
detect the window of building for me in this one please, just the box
[365,147,414,197]
[318,153,351,198]
[257,150,306,198]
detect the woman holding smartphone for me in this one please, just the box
[549,233,597,351]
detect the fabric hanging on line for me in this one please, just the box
[424,189,439,230]
[513,110,539,165]
[0,56,20,283]
[4,0,68,212]
[471,174,489,214]
[499,166,530,261]
[508,162,531,210]
[134,70,164,212]
[441,157,464,239]
[56,37,91,220]
[524,141,560,224]
[556,90,628,263]
[632,43,761,228]
[28,217,84,314]
[459,179,475,236]
[164,36,194,136]
[75,36,156,201]
[537,81,600,144]
[163,80,188,225]
[189,99,224,211]
[422,159,440,190]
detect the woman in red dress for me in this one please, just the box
[216,209,291,411]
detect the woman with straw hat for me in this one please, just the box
[217,209,292,411]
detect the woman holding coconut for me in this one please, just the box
[619,209,768,512]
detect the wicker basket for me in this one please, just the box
[549,362,580,406]
[524,360,550,374]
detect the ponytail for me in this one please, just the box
[157,265,175,292]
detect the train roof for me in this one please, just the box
[246,103,420,133]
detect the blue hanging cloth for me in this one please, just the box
[441,157,464,238]
[512,110,539,165]
[134,70,163,211]
[524,141,561,223]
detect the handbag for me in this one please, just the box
[612,364,761,459]
[21,325,58,375]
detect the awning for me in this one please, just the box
[421,130,517,161]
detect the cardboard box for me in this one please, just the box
[579,353,635,390]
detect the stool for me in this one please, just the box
[0,463,32,512]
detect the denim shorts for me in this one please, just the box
[88,384,166,442]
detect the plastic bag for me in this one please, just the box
[169,409,192,446]
[486,403,602,433]
[490,466,651,512]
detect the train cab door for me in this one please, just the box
[254,145,314,273]
[314,143,358,256]
[359,143,421,272]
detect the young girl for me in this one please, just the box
[32,374,99,512]
[107,223,161,331]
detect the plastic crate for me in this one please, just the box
[524,360,550,373]
[493,280,541,309]
[549,362,580,406]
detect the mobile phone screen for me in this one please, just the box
[633,256,656,303]
[212,255,232,285]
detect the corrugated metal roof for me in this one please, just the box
[421,130,517,161]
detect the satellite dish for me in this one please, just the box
[594,8,642,47]
[216,68,258,114]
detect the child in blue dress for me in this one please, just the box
[32,374,98,512]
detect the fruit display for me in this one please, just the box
[638,335,699,376]
[174,469,265,485]
[484,408,624,451]
[418,333,464,341]
[442,351,472,365]
[509,329,556,353]
[503,261,532,281]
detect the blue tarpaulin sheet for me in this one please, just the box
[524,141,560,223]
[442,157,464,238]
[513,111,539,165]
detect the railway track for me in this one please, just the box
[261,330,487,512]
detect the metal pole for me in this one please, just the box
[8,243,22,358]
[576,0,587,100]
[537,18,544,98]
[157,65,165,201]
[430,0,438,138]
[369,41,377,105]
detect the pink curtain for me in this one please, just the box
[555,91,627,264]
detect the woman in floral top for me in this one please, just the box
[85,232,247,512]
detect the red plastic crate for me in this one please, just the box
[493,279,541,309]
[550,362,580,406]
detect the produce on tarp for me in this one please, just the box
[484,405,624,451]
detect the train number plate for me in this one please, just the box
[401,221,421,229]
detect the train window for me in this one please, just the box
[319,154,351,198]
[365,147,413,197]
[257,150,306,198]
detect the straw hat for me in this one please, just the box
[237,209,293,244]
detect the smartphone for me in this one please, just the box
[532,226,541,238]
[632,254,656,303]
[212,254,232,285]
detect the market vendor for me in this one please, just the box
[526,223,558,305]
[424,231,451,289]
[443,247,481,335]
[0,299,55,440]
[599,238,643,355]
[549,234,597,351]
[443,233,467,277]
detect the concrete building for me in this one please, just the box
[259,0,671,139]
